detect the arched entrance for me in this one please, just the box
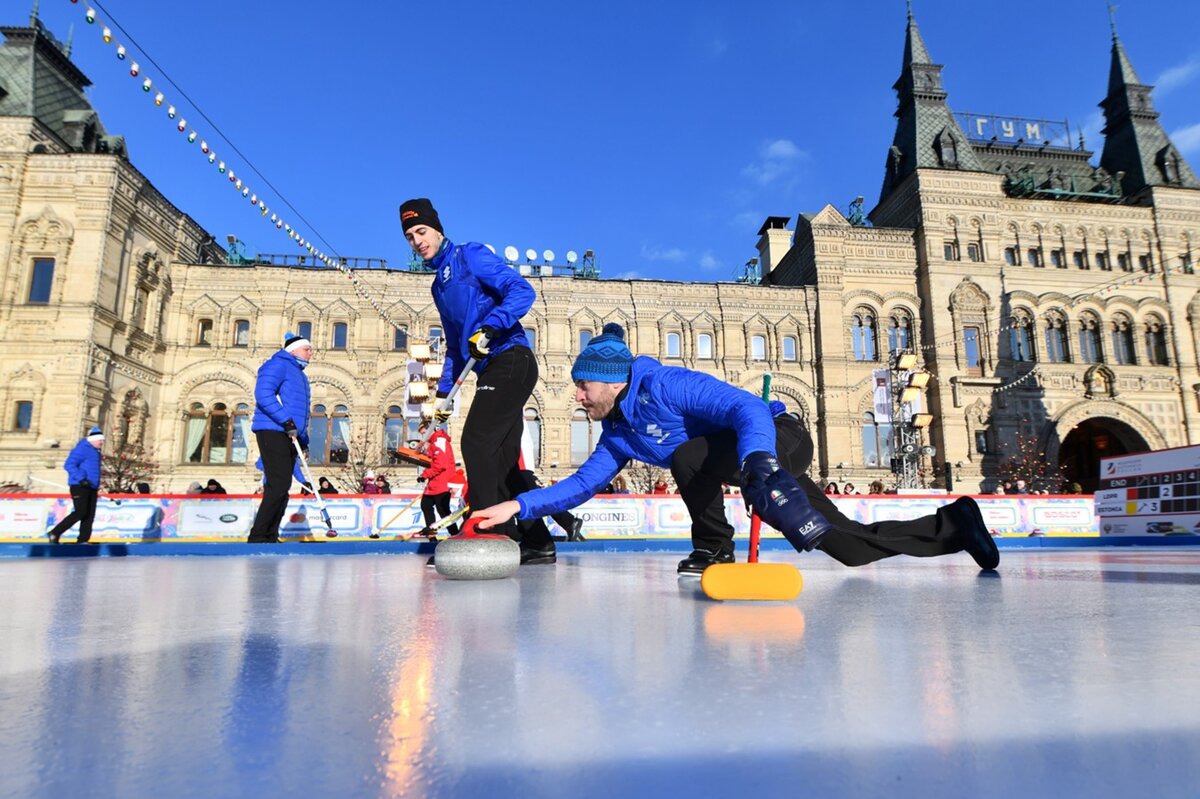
[1059,418,1151,493]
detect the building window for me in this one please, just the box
[571,409,597,466]
[887,313,911,353]
[852,312,877,361]
[384,405,408,464]
[1145,316,1169,366]
[298,321,313,341]
[1004,247,1018,266]
[1138,254,1153,273]
[1078,314,1102,363]
[1095,251,1111,271]
[782,336,797,361]
[428,326,443,355]
[666,332,681,358]
[14,401,33,431]
[944,241,960,261]
[28,258,55,304]
[963,326,982,375]
[132,287,150,329]
[183,401,251,464]
[1009,314,1035,362]
[697,333,714,359]
[1051,249,1066,268]
[1044,314,1069,363]
[234,319,250,347]
[967,242,983,262]
[524,407,541,469]
[196,319,214,346]
[387,325,406,352]
[1182,253,1194,275]
[1111,315,1136,365]
[579,329,593,352]
[975,430,989,455]
[861,412,894,469]
[330,405,350,463]
[1073,250,1088,269]
[332,322,348,350]
[524,327,537,352]
[1117,252,1132,272]
[750,335,766,361]
[1026,248,1042,267]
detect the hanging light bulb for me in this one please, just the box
[250,194,257,205]
[167,105,176,119]
[116,45,126,59]
[234,178,242,190]
[276,219,283,229]
[200,141,209,153]
[102,27,112,43]
[85,8,96,24]
[154,92,164,106]
[217,161,226,173]
[177,118,186,132]
[207,152,216,164]
[141,78,152,92]
[242,188,250,198]
[186,131,197,143]
[130,62,139,77]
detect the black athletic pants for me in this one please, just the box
[49,483,98,542]
[249,430,296,542]
[421,491,458,535]
[669,415,965,565]
[461,347,550,547]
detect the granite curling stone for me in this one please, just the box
[434,526,520,580]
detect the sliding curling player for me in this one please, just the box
[400,197,554,579]
[472,323,999,586]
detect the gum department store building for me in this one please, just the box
[0,10,1197,494]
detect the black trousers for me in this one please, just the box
[49,483,98,542]
[249,430,296,542]
[669,415,964,566]
[421,491,458,535]
[461,347,549,546]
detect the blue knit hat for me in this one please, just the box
[572,323,634,382]
[87,426,104,442]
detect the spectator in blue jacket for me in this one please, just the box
[400,198,555,565]
[47,426,104,544]
[472,324,999,574]
[248,332,312,543]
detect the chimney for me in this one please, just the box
[756,216,792,273]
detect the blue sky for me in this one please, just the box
[24,0,1200,282]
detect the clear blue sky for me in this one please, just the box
[26,0,1200,282]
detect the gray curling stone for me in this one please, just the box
[434,534,520,580]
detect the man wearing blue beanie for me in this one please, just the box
[472,323,998,573]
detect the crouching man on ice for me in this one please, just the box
[472,323,998,574]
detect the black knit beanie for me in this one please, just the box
[399,198,444,234]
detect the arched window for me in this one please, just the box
[196,319,213,346]
[1009,312,1035,362]
[861,411,894,469]
[308,404,329,465]
[1110,314,1136,365]
[524,407,541,469]
[393,325,408,351]
[851,311,877,361]
[887,312,912,353]
[579,329,593,352]
[330,405,351,463]
[571,409,598,466]
[697,333,714,359]
[1078,313,1102,363]
[524,327,537,352]
[234,319,250,347]
[750,335,766,361]
[782,336,797,361]
[428,326,443,358]
[332,322,348,350]
[1145,315,1169,366]
[297,320,313,341]
[384,405,408,464]
[183,401,251,464]
[666,332,681,358]
[1043,312,1069,363]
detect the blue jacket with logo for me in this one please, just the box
[252,349,311,447]
[428,239,535,394]
[516,356,778,519]
[63,438,102,487]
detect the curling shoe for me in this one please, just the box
[943,496,999,571]
[519,542,557,565]
[676,548,734,575]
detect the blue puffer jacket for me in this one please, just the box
[63,438,102,487]
[252,349,311,447]
[428,238,535,394]
[516,357,778,520]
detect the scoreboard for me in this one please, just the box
[1094,445,1200,536]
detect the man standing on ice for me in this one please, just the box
[399,197,556,564]
[472,323,999,574]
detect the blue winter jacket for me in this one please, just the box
[516,357,778,519]
[428,239,535,394]
[252,349,311,447]
[63,438,102,487]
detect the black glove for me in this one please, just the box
[416,476,427,483]
[78,479,92,489]
[282,419,299,439]
[739,451,831,552]
[468,325,496,360]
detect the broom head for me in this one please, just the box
[701,562,803,601]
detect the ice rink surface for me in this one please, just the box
[1,548,1198,798]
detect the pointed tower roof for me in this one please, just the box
[1098,14,1198,194]
[876,6,983,207]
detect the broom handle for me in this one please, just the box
[413,355,478,450]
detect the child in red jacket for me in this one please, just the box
[418,422,458,537]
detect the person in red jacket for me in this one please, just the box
[418,422,458,537]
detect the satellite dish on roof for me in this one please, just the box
[484,243,496,254]
[566,250,578,264]
[525,248,538,262]
[503,245,519,262]
[543,249,556,263]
